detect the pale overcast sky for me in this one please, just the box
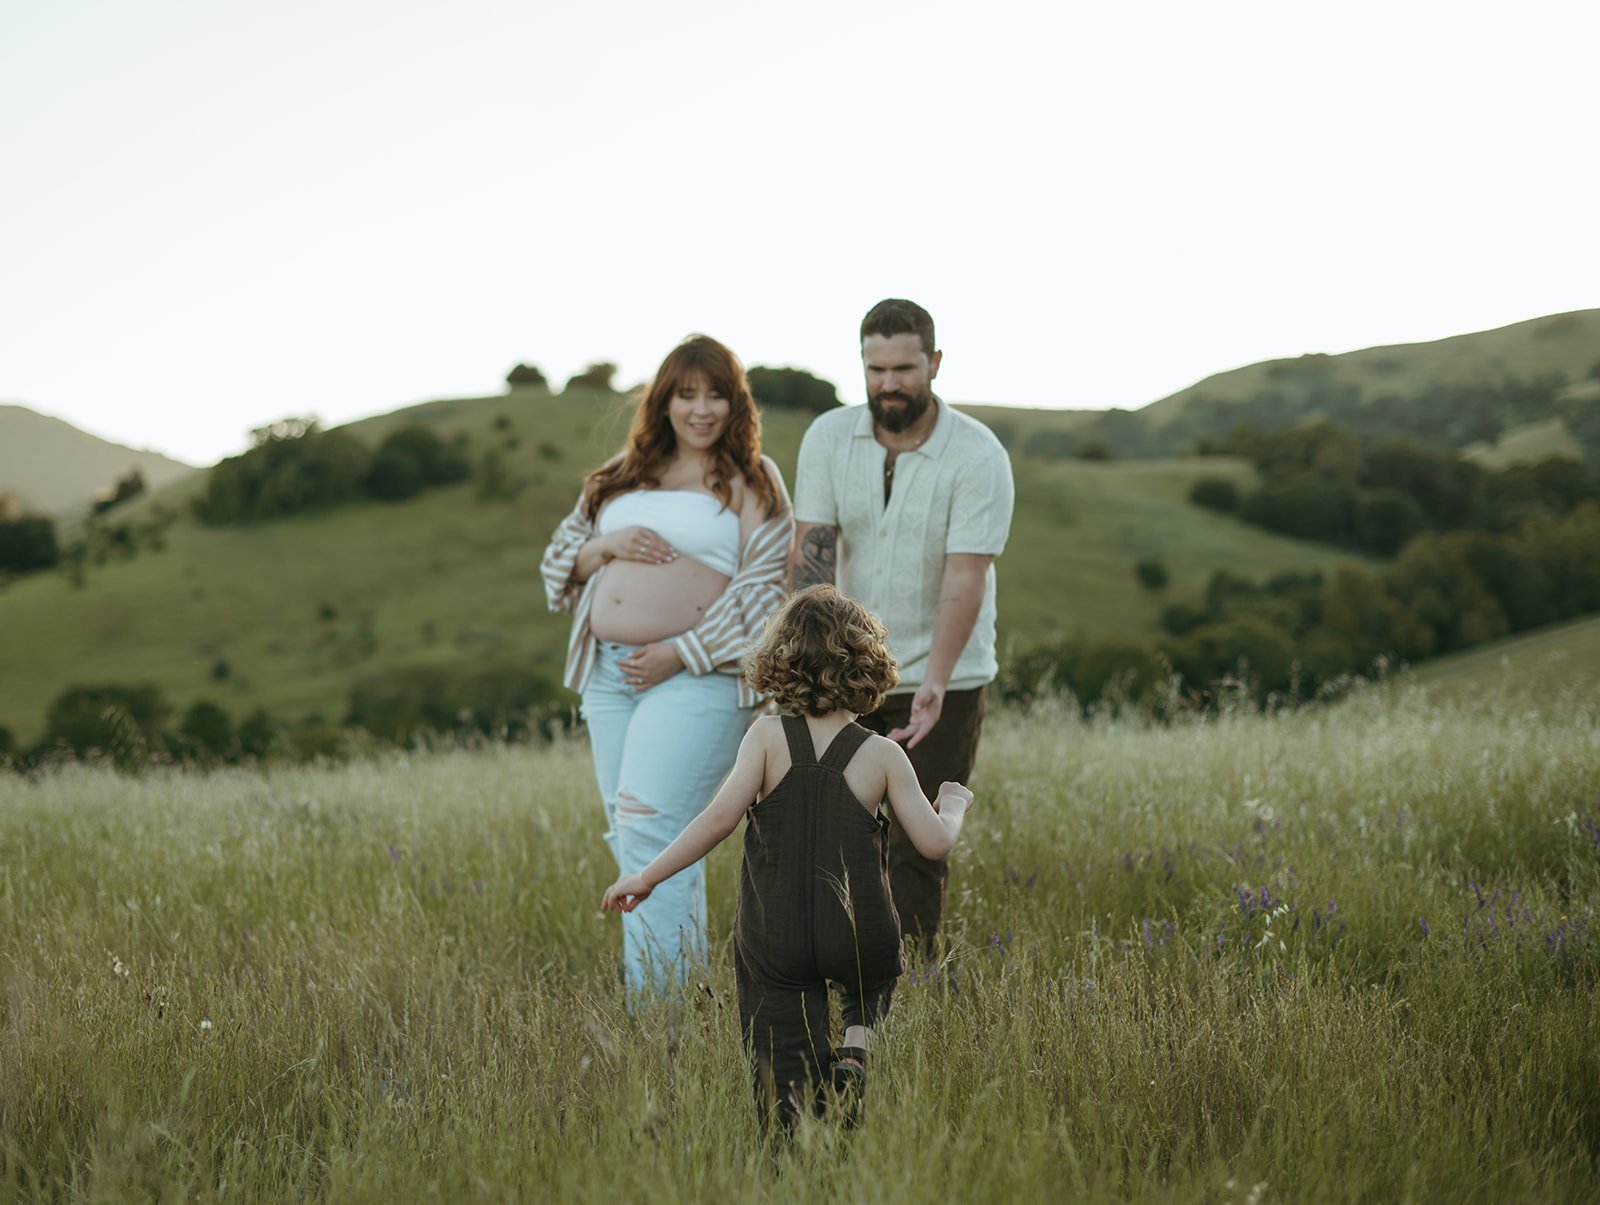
[3,0,1597,465]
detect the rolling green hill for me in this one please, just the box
[0,389,1365,745]
[1044,308,1600,468]
[1143,309,1600,425]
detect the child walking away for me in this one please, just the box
[602,584,973,1133]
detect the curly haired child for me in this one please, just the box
[602,584,973,1133]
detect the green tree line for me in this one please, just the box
[2,664,570,773]
[1193,422,1597,556]
[1005,502,1600,712]
[192,419,470,524]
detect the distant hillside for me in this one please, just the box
[0,389,1365,745]
[0,405,195,515]
[1047,309,1600,468]
[1143,309,1600,424]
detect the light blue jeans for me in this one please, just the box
[582,642,748,997]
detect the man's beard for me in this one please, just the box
[868,387,933,433]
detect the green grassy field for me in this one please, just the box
[3,677,1597,1201]
[1407,613,1600,700]
[0,392,1364,745]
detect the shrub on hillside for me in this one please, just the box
[193,420,372,524]
[747,366,841,414]
[565,362,618,392]
[1165,616,1298,699]
[1135,558,1169,591]
[367,425,471,502]
[1188,477,1240,512]
[1070,637,1172,711]
[178,701,235,761]
[1240,474,1359,545]
[0,725,14,765]
[0,514,60,574]
[1160,602,1207,636]
[237,709,282,759]
[45,683,171,768]
[91,469,147,516]
[1354,488,1428,555]
[347,663,567,745]
[505,363,548,388]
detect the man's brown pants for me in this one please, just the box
[857,685,986,948]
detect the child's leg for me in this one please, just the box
[736,946,829,1134]
[838,977,895,1035]
[830,978,896,1126]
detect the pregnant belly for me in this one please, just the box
[588,557,732,644]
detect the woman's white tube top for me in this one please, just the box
[598,489,740,576]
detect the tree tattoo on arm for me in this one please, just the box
[794,526,837,589]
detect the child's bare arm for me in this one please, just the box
[600,718,771,912]
[879,738,971,860]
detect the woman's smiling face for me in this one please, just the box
[667,372,731,453]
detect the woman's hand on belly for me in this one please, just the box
[619,642,684,690]
[604,525,676,565]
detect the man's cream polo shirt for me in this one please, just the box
[793,397,1015,694]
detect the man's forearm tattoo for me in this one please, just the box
[795,527,837,589]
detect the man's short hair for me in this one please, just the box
[860,299,936,359]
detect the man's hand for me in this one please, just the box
[887,681,945,749]
[619,642,683,690]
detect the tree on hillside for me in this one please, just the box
[92,469,147,516]
[564,362,618,392]
[193,420,372,524]
[506,363,548,388]
[1188,477,1239,512]
[747,366,841,414]
[179,701,235,760]
[1135,558,1169,591]
[0,514,60,574]
[366,425,471,502]
[45,683,171,767]
[1353,488,1428,555]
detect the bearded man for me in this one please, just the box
[789,298,1015,947]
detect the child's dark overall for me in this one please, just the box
[733,715,904,1130]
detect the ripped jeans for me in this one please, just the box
[582,642,748,997]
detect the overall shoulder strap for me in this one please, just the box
[781,714,817,764]
[818,722,872,773]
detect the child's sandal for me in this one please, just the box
[828,1046,867,1129]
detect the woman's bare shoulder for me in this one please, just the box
[737,455,789,521]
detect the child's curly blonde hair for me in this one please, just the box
[744,585,899,716]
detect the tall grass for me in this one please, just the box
[3,680,1598,1202]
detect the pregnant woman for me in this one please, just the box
[541,334,792,996]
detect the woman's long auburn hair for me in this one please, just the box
[581,335,779,521]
